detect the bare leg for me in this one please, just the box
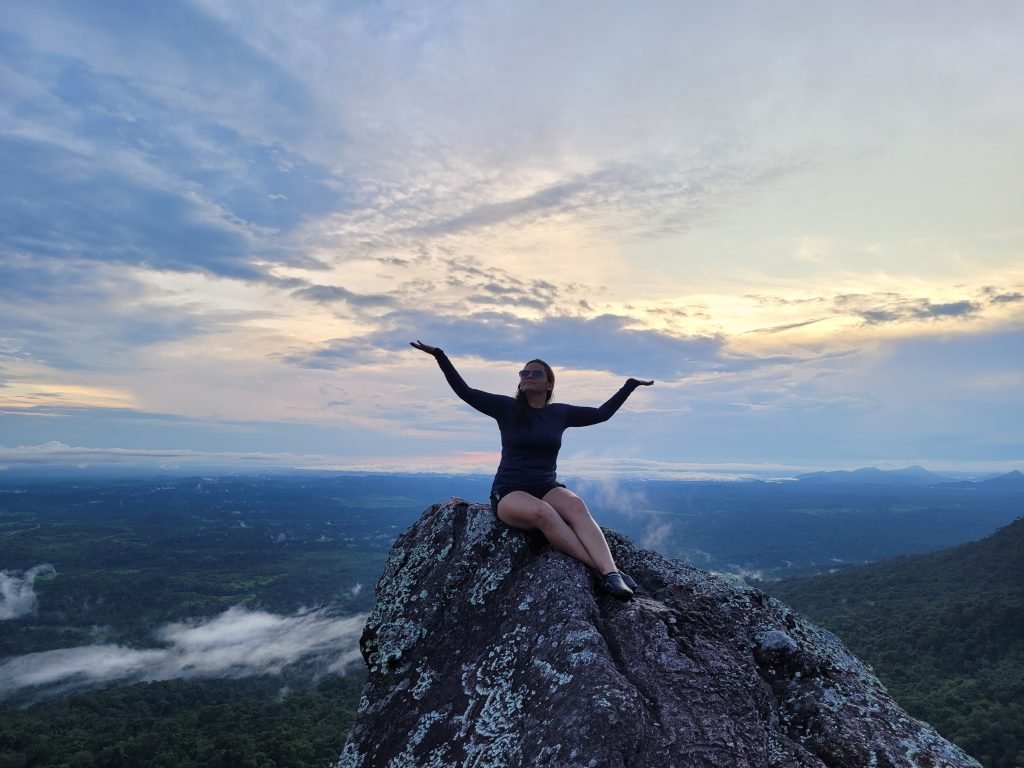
[496,491,600,570]
[542,487,618,575]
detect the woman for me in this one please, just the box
[411,340,653,599]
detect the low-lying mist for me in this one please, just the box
[0,605,367,703]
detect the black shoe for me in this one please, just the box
[600,571,634,599]
[620,571,638,591]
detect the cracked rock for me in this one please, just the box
[337,499,979,768]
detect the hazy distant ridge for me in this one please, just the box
[794,465,995,485]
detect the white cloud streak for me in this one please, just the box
[0,441,337,469]
[0,606,367,700]
[0,564,55,620]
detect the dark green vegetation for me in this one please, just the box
[0,674,365,768]
[765,516,1024,768]
[1,472,1020,767]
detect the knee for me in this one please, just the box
[525,501,560,530]
[558,497,592,526]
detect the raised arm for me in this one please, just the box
[565,378,653,428]
[410,341,507,418]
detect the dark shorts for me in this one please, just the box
[490,483,567,514]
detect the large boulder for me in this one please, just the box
[337,498,979,768]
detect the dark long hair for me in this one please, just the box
[513,358,554,429]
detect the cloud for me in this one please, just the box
[292,284,397,308]
[4,0,317,148]
[286,311,727,380]
[311,153,806,271]
[0,6,341,287]
[1,1,1021,473]
[454,270,567,312]
[833,293,982,326]
[0,441,347,471]
[981,286,1024,305]
[0,260,269,372]
[402,176,592,237]
[915,300,979,319]
[741,286,1019,337]
[640,520,675,552]
[1,137,265,281]
[394,158,796,243]
[0,564,55,620]
[744,318,830,335]
[717,565,773,583]
[0,606,367,701]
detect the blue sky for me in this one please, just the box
[1,1,1022,478]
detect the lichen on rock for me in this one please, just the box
[337,498,980,768]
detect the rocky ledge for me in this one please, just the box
[336,498,979,768]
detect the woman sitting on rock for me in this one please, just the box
[411,340,653,599]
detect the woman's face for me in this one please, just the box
[518,361,551,395]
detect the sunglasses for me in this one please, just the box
[519,369,547,380]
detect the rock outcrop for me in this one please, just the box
[337,499,979,768]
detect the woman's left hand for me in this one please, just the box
[410,340,439,355]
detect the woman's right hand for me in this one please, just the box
[410,340,438,355]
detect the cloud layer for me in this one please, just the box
[1,1,1022,472]
[0,565,55,620]
[0,606,367,700]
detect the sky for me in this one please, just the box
[1,0,1022,479]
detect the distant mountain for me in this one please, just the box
[795,465,955,485]
[766,516,1024,767]
[937,469,1024,491]
[978,469,1024,489]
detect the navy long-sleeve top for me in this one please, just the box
[432,349,640,491]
